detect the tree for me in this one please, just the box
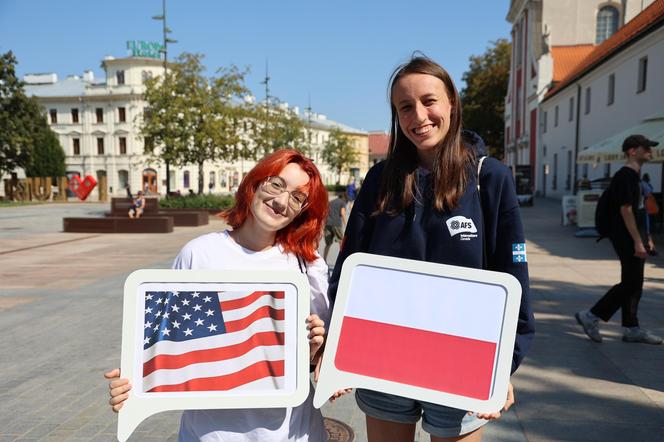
[460,39,511,159]
[0,51,45,175]
[141,53,250,194]
[25,128,65,178]
[322,127,358,183]
[249,97,306,158]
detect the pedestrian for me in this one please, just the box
[576,135,662,345]
[127,191,145,218]
[323,191,347,263]
[106,149,349,441]
[328,55,535,442]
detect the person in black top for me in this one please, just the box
[576,134,662,345]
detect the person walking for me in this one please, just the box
[576,134,662,345]
[323,191,347,263]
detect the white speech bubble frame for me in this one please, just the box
[118,269,311,442]
[313,253,522,413]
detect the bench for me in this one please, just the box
[107,198,209,227]
[63,216,174,233]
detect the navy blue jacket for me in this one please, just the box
[328,137,535,374]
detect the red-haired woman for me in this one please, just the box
[105,149,338,441]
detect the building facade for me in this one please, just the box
[17,55,368,200]
[503,0,658,198]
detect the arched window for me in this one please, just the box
[596,6,619,44]
[118,170,129,190]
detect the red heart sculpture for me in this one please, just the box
[68,175,97,201]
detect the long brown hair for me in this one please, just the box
[376,56,474,214]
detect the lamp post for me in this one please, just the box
[152,0,177,195]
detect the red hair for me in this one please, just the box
[221,149,328,262]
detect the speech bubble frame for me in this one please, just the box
[313,252,522,413]
[118,269,311,442]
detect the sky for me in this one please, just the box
[0,0,511,132]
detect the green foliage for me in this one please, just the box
[325,184,346,192]
[460,39,511,159]
[25,128,66,177]
[158,193,234,210]
[322,127,358,182]
[0,51,61,175]
[141,53,250,194]
[248,98,306,158]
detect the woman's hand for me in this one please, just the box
[474,382,514,420]
[307,314,325,361]
[104,368,131,412]
[329,388,353,403]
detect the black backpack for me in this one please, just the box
[595,187,611,240]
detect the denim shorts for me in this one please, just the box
[355,388,487,438]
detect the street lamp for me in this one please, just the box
[152,0,177,195]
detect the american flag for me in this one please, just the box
[142,290,286,393]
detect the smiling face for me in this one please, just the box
[392,73,453,166]
[249,162,310,235]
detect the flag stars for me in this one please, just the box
[203,295,212,303]
[144,321,152,329]
[146,294,153,300]
[195,318,204,326]
[144,337,150,345]
[181,299,191,306]
[192,292,200,298]
[145,307,153,314]
[207,324,218,332]
[164,297,170,305]
[184,328,193,336]
[163,312,170,319]
[153,324,160,331]
[205,309,214,317]
[172,320,181,329]
[182,313,192,320]
[156,298,164,304]
[171,304,180,313]
[155,311,162,318]
[193,304,202,312]
[172,291,180,297]
[161,328,171,336]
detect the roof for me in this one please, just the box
[545,0,664,100]
[368,132,389,156]
[24,76,103,98]
[550,45,595,83]
[305,115,366,135]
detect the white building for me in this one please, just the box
[17,54,368,199]
[503,0,659,198]
[540,2,664,198]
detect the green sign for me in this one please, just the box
[127,41,163,59]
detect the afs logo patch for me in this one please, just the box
[446,216,477,237]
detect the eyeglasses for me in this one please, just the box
[261,176,309,212]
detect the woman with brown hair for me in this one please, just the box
[328,56,535,441]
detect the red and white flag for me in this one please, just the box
[333,265,505,400]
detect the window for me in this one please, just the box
[209,171,216,190]
[596,6,619,44]
[97,137,105,155]
[96,108,104,123]
[637,56,648,93]
[119,137,127,155]
[543,145,547,157]
[118,170,129,190]
[49,109,57,124]
[554,105,559,127]
[183,171,190,189]
[71,108,79,123]
[543,111,548,133]
[144,137,154,152]
[568,97,574,121]
[565,150,572,191]
[607,74,615,105]
[118,107,126,123]
[72,138,80,155]
[141,70,152,84]
[552,153,558,190]
[116,70,125,85]
[585,87,591,115]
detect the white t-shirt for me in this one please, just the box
[173,230,330,442]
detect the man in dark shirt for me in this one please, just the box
[576,135,661,345]
[324,192,347,263]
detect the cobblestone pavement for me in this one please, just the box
[0,199,663,441]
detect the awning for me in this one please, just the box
[577,112,664,164]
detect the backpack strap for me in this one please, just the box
[477,156,488,269]
[296,254,308,274]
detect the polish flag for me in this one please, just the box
[334,265,506,400]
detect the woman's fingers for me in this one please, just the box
[503,382,515,411]
[104,368,120,379]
